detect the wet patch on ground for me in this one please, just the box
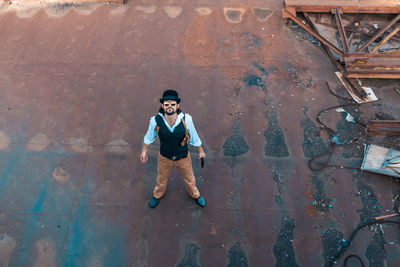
[251,8,273,22]
[243,74,264,87]
[335,112,366,159]
[226,242,249,267]
[242,74,267,93]
[311,174,332,213]
[252,62,269,77]
[272,167,285,209]
[322,229,345,266]
[176,241,201,267]
[365,232,386,266]
[273,216,299,267]
[354,174,382,224]
[223,119,249,157]
[223,8,245,24]
[301,117,328,158]
[264,111,289,157]
[224,157,245,236]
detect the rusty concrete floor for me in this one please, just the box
[0,0,400,266]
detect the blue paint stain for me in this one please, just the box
[62,191,89,267]
[13,150,60,266]
[0,149,23,198]
[243,74,264,87]
[16,184,49,266]
[61,178,126,267]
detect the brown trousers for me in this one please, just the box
[153,152,200,199]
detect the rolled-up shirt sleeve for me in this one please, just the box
[143,116,158,145]
[185,114,202,147]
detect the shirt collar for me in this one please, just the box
[158,112,184,129]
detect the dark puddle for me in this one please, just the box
[264,111,289,157]
[177,242,201,267]
[272,168,285,208]
[322,229,345,266]
[301,117,327,158]
[225,10,242,23]
[273,216,299,267]
[354,175,382,224]
[335,113,366,158]
[227,242,249,267]
[223,120,249,157]
[243,74,264,87]
[366,233,386,266]
[311,175,332,213]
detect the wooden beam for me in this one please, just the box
[368,120,400,135]
[304,13,345,72]
[16,0,126,3]
[332,9,349,53]
[282,8,344,56]
[371,26,400,53]
[346,73,400,79]
[357,13,400,52]
[285,0,400,13]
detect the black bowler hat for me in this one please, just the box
[159,89,181,103]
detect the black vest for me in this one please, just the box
[155,114,188,159]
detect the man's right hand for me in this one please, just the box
[140,151,148,163]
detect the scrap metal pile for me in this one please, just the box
[283,0,400,79]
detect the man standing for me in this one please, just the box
[140,89,206,208]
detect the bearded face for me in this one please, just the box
[162,100,179,116]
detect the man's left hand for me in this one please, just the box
[198,151,205,159]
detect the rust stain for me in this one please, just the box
[0,131,11,151]
[33,240,56,267]
[195,7,212,16]
[135,5,156,14]
[0,234,18,266]
[27,133,50,151]
[53,167,70,184]
[163,6,183,19]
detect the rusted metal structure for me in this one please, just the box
[283,0,400,78]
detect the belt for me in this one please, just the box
[161,153,188,161]
[171,154,187,161]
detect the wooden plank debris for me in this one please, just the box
[368,120,400,135]
[284,0,400,14]
[361,144,400,178]
[283,5,400,79]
